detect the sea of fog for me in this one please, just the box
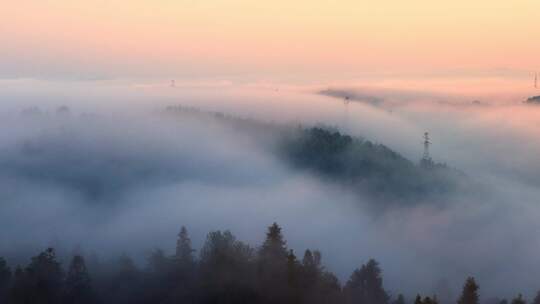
[1,77,540,301]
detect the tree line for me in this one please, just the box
[0,223,537,304]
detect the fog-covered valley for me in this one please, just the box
[2,78,540,302]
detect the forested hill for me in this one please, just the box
[280,127,465,204]
[165,106,467,205]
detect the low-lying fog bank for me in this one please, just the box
[2,78,540,300]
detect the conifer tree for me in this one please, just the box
[302,249,323,290]
[258,223,290,303]
[199,230,256,304]
[0,257,11,287]
[176,226,195,265]
[169,227,197,303]
[24,248,64,304]
[105,254,143,304]
[259,222,288,262]
[9,266,26,304]
[287,249,299,288]
[344,259,389,304]
[64,255,95,304]
[457,277,479,304]
[0,257,11,303]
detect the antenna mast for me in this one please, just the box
[423,132,431,160]
[421,132,432,167]
[535,72,538,89]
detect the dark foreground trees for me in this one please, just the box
[0,257,12,302]
[63,255,95,304]
[0,223,534,304]
[9,248,64,304]
[344,259,389,304]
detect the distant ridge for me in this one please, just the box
[524,95,540,104]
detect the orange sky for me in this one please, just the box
[2,1,540,81]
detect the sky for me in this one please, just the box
[2,1,540,82]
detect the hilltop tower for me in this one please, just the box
[421,132,433,168]
[423,132,431,160]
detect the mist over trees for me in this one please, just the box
[2,105,540,301]
[0,223,534,304]
[9,105,469,209]
[281,126,465,203]
[165,106,469,207]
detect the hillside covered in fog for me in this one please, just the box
[1,102,538,301]
[165,106,468,206]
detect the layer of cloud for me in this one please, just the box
[1,79,540,302]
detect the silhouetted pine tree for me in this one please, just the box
[164,226,197,304]
[102,254,143,304]
[199,230,256,304]
[64,255,95,304]
[344,259,389,304]
[299,249,320,303]
[257,223,289,304]
[287,249,299,286]
[143,249,175,303]
[301,250,321,289]
[259,223,288,263]
[176,226,195,265]
[0,257,11,303]
[9,266,25,304]
[23,248,64,304]
[317,271,342,304]
[457,277,479,304]
[300,249,342,304]
[286,249,301,303]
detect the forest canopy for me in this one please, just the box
[0,223,527,304]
